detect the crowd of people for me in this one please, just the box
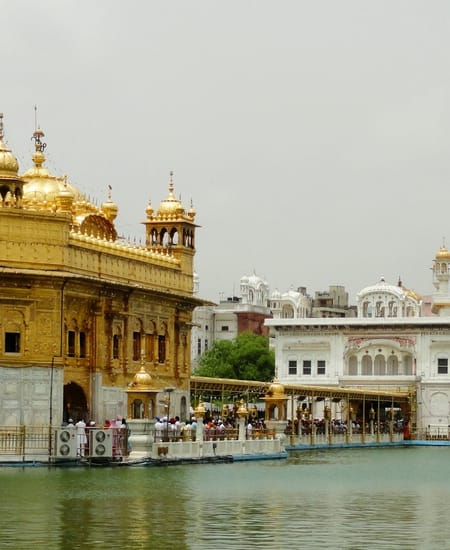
[152,413,269,442]
[63,417,130,457]
[285,416,406,436]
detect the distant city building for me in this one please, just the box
[191,272,272,368]
[192,272,355,367]
[312,285,356,318]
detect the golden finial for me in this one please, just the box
[0,112,4,141]
[31,105,46,153]
[169,171,174,193]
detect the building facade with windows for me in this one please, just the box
[0,115,202,426]
[266,262,450,431]
[191,273,272,368]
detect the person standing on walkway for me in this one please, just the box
[75,418,87,457]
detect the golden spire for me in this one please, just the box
[30,110,47,169]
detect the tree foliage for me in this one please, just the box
[193,332,275,381]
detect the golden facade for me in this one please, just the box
[0,113,203,425]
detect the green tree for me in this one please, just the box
[193,332,275,381]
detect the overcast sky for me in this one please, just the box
[2,1,450,304]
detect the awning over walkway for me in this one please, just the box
[190,376,411,403]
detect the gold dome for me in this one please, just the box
[436,246,450,261]
[21,125,118,240]
[101,187,118,222]
[0,114,20,180]
[0,140,19,179]
[132,365,153,389]
[268,381,286,396]
[157,172,185,218]
[188,199,196,220]
[145,200,154,219]
[22,127,81,205]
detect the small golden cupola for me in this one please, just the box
[101,185,118,222]
[157,171,185,218]
[0,113,24,207]
[435,245,450,261]
[132,365,153,389]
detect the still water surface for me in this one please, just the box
[0,447,449,549]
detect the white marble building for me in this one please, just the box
[266,246,450,432]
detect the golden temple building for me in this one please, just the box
[0,113,204,426]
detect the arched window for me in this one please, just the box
[170,227,179,245]
[361,355,372,375]
[374,354,386,376]
[387,355,398,375]
[375,301,384,318]
[348,355,358,376]
[403,355,413,375]
[282,304,294,319]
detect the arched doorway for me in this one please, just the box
[64,382,88,423]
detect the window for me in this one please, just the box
[288,360,297,375]
[113,334,120,359]
[302,360,312,375]
[145,334,154,361]
[79,332,86,358]
[205,325,209,331]
[158,335,166,363]
[133,331,141,361]
[438,358,448,375]
[221,326,229,332]
[317,360,326,375]
[5,332,20,353]
[205,339,208,352]
[197,338,201,355]
[68,331,76,357]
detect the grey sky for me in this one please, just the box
[2,1,450,304]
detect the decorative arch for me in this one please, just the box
[282,304,294,319]
[169,227,179,245]
[79,214,117,241]
[63,382,88,423]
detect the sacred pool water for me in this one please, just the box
[0,447,449,549]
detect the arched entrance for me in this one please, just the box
[64,382,88,423]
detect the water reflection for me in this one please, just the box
[1,448,450,548]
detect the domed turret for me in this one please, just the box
[0,113,24,207]
[0,122,19,177]
[357,277,421,318]
[101,186,118,222]
[157,172,185,218]
[145,200,154,219]
[132,365,153,389]
[436,245,450,261]
[188,199,196,220]
[22,126,81,208]
[268,381,286,397]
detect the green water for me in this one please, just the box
[0,447,449,549]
